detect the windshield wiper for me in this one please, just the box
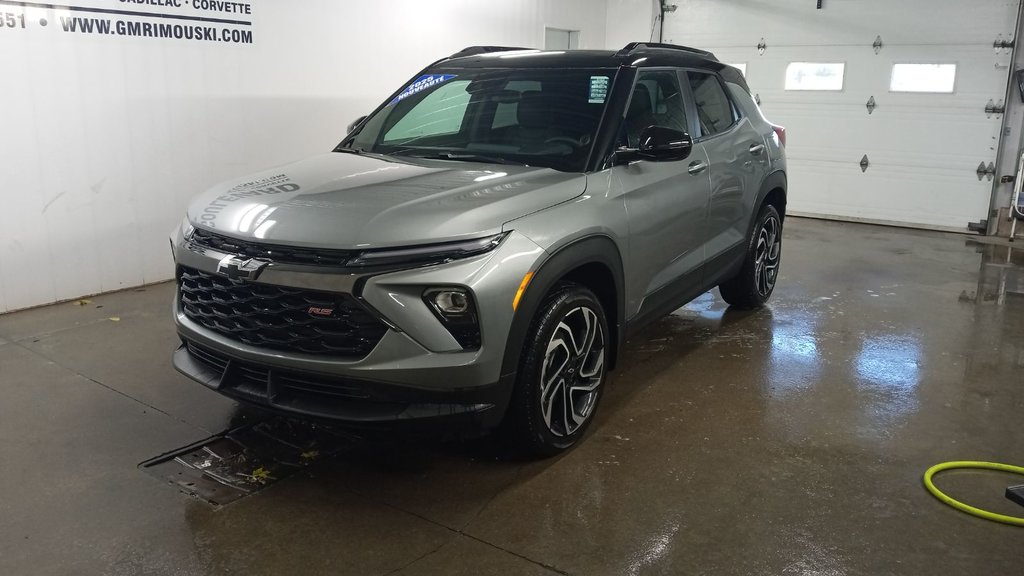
[394,150,516,166]
[334,147,397,162]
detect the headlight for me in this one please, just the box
[423,287,480,350]
[180,217,195,241]
[347,232,508,268]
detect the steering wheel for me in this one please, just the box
[543,136,580,147]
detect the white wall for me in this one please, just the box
[605,0,658,48]
[0,0,616,313]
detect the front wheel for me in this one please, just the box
[502,283,608,457]
[719,204,782,309]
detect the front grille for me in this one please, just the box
[178,266,387,358]
[190,228,356,267]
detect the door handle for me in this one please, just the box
[687,160,708,175]
[749,143,766,156]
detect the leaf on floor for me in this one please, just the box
[108,317,121,322]
[242,466,274,485]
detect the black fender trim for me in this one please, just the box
[499,236,626,383]
[749,170,787,236]
[757,168,786,217]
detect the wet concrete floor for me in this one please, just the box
[1,217,1022,575]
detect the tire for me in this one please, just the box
[719,204,782,309]
[501,283,609,457]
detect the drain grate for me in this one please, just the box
[140,417,355,506]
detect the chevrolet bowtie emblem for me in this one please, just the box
[217,255,269,281]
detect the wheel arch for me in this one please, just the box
[499,235,626,383]
[758,170,787,217]
[747,170,787,238]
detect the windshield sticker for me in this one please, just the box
[588,76,609,104]
[389,74,457,105]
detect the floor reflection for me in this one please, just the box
[854,334,921,390]
[768,308,822,398]
[962,242,1024,305]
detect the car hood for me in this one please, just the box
[186,153,586,249]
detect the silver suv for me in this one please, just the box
[171,42,787,455]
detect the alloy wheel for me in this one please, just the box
[539,306,606,437]
[754,215,781,297]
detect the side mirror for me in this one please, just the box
[347,115,367,134]
[614,125,693,164]
[638,126,693,161]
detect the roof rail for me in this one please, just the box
[450,46,532,58]
[615,42,717,60]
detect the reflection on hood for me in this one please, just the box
[188,153,586,249]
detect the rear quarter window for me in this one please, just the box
[686,72,738,137]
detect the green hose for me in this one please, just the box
[923,461,1024,527]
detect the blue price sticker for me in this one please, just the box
[588,76,609,104]
[389,74,457,105]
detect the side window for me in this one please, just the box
[686,72,737,137]
[624,70,688,147]
[384,80,471,142]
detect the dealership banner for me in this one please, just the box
[0,0,253,44]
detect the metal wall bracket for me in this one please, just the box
[976,161,996,181]
[872,35,883,54]
[757,38,766,55]
[967,219,988,234]
[994,34,1015,53]
[860,155,869,173]
[985,99,1006,117]
[866,96,876,114]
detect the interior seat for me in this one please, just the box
[624,84,657,147]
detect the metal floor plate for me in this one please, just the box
[140,417,355,506]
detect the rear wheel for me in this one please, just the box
[502,283,608,457]
[719,204,782,309]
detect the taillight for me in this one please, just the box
[772,124,786,147]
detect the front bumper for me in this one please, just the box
[171,228,545,429]
[173,339,509,430]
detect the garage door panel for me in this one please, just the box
[669,0,1018,230]
[665,0,1018,50]
[733,48,1010,98]
[771,101,996,157]
[789,163,992,230]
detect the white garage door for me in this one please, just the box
[663,0,1020,231]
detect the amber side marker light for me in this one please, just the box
[512,272,534,311]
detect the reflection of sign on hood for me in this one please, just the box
[389,74,457,105]
[226,174,298,196]
[198,174,300,227]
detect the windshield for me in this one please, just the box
[342,67,617,172]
